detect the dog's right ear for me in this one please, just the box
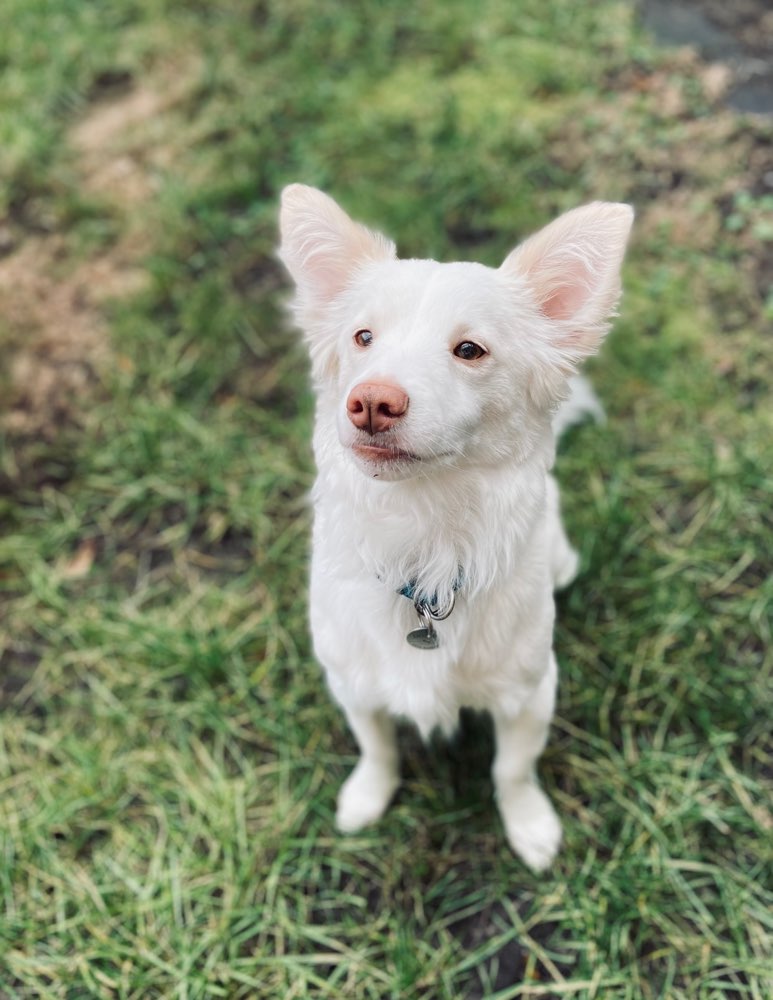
[278,185,395,305]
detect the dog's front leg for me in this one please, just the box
[491,655,562,872]
[336,706,400,833]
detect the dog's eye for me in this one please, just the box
[354,329,374,348]
[453,341,487,362]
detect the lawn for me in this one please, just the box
[1,1,771,997]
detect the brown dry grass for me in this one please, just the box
[1,68,195,437]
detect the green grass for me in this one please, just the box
[1,1,771,997]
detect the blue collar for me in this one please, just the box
[397,571,464,608]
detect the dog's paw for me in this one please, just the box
[497,782,562,873]
[336,761,399,833]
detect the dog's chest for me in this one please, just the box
[310,458,553,731]
[313,551,550,735]
[314,460,546,597]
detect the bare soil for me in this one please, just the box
[0,72,191,439]
[640,0,773,113]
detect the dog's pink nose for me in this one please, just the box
[346,382,409,434]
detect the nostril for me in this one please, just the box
[378,391,409,418]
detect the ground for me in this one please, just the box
[0,2,771,998]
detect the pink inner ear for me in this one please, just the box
[539,268,592,321]
[304,252,350,301]
[541,283,582,321]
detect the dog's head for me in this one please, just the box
[279,185,632,481]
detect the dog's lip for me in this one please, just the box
[352,443,420,463]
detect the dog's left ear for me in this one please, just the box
[501,202,634,367]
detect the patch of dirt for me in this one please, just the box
[0,70,193,439]
[0,234,140,437]
[624,3,773,322]
[639,0,773,114]
[71,85,177,208]
[698,0,773,60]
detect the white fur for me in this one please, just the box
[278,185,633,871]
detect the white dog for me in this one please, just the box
[279,185,632,871]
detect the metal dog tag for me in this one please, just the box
[406,603,440,649]
[406,624,440,650]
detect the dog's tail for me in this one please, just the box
[552,375,605,438]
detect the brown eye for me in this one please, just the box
[453,341,487,361]
[354,329,374,348]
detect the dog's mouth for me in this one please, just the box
[351,443,420,464]
[346,429,459,479]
